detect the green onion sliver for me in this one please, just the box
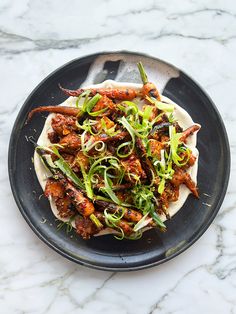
[51,146,84,189]
[103,167,122,205]
[169,126,190,167]
[76,119,100,136]
[124,230,143,240]
[89,107,108,117]
[158,177,165,194]
[104,207,125,240]
[150,211,166,229]
[142,105,153,123]
[114,229,125,240]
[117,116,136,157]
[86,93,108,116]
[133,213,151,232]
[88,156,120,176]
[78,161,93,199]
[146,96,174,112]
[117,141,133,158]
[81,131,106,154]
[76,90,91,108]
[54,159,84,189]
[118,101,141,116]
[89,213,103,229]
[119,116,148,140]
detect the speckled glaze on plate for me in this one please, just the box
[8,51,230,271]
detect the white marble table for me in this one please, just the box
[1,1,236,313]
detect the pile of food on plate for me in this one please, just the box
[28,62,200,240]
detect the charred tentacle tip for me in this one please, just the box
[59,83,85,97]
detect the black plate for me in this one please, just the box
[8,51,230,271]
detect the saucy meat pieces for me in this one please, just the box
[148,139,164,159]
[51,114,77,136]
[45,178,64,198]
[48,131,60,143]
[171,168,199,198]
[44,178,75,218]
[76,151,89,171]
[75,216,98,239]
[63,182,95,217]
[159,182,180,209]
[59,132,81,151]
[93,212,133,236]
[45,176,95,219]
[92,95,115,113]
[121,154,147,183]
[94,116,115,132]
[60,153,80,173]
[55,197,75,218]
[95,200,143,223]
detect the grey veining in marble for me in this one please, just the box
[1,0,236,313]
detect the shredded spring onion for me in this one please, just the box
[78,161,93,199]
[86,94,108,116]
[132,185,166,228]
[100,118,120,137]
[103,167,122,205]
[90,213,103,229]
[104,207,125,240]
[133,213,151,232]
[117,116,136,157]
[146,96,174,112]
[76,90,91,109]
[54,159,84,189]
[81,131,106,155]
[36,146,84,189]
[124,230,143,240]
[117,101,140,116]
[76,119,100,136]
[169,126,190,166]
